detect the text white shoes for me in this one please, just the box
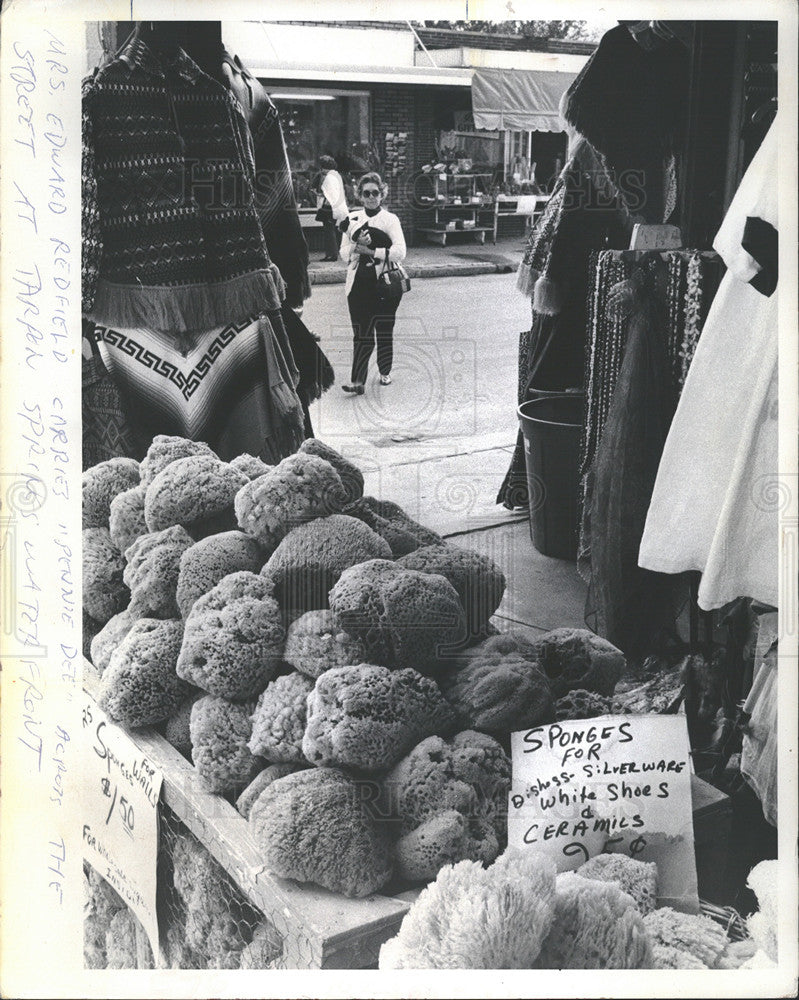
[379,374,392,385]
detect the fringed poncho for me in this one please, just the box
[82,36,284,337]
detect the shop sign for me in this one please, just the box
[509,714,699,913]
[82,692,163,958]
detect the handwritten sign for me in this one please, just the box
[82,693,163,959]
[1,12,83,992]
[509,714,699,913]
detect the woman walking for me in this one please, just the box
[340,172,406,394]
[316,155,348,261]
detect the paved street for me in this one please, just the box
[302,271,532,535]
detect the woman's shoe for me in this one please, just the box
[342,383,365,395]
[379,374,392,385]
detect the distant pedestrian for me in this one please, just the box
[315,155,348,261]
[340,172,407,394]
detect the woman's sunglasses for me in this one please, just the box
[361,189,381,197]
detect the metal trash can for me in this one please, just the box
[518,393,584,560]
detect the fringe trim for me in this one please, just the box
[260,379,306,464]
[533,276,564,316]
[87,266,287,339]
[516,262,540,298]
[260,420,306,465]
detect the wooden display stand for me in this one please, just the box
[84,657,732,968]
[417,172,494,246]
[492,194,550,243]
[134,724,410,968]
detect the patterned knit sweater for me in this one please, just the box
[82,36,284,337]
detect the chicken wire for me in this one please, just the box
[84,802,318,970]
[156,803,308,970]
[83,860,155,970]
[88,803,752,971]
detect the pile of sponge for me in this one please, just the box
[83,434,629,912]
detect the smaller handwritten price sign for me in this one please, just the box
[82,693,163,958]
[509,714,699,913]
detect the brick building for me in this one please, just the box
[222,21,587,246]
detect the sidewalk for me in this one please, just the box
[308,234,525,285]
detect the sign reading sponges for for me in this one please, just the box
[82,693,163,959]
[509,714,699,913]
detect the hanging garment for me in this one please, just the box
[499,146,627,508]
[585,257,680,657]
[82,321,140,468]
[516,140,630,311]
[578,248,724,574]
[82,35,283,336]
[94,312,305,464]
[561,24,688,223]
[741,636,778,827]
[221,51,311,309]
[281,304,335,438]
[638,119,779,611]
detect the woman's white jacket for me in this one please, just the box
[339,208,407,296]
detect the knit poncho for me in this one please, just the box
[82,36,284,337]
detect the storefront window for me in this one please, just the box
[437,129,503,175]
[270,90,371,208]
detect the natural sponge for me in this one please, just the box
[106,909,153,969]
[282,609,367,679]
[170,827,261,968]
[439,650,554,734]
[163,691,204,760]
[576,853,658,915]
[238,921,283,970]
[263,514,392,615]
[229,453,272,480]
[302,665,457,772]
[98,618,190,728]
[144,454,248,536]
[746,859,779,963]
[248,767,393,898]
[536,872,652,969]
[248,672,314,764]
[176,531,265,618]
[529,628,626,698]
[555,688,614,722]
[397,543,505,637]
[83,527,129,623]
[124,525,194,619]
[177,572,284,701]
[235,762,308,820]
[381,730,511,882]
[139,435,217,487]
[328,559,467,670]
[379,848,557,969]
[234,452,348,549]
[90,608,139,675]
[642,906,729,969]
[190,696,264,795]
[298,439,364,505]
[83,457,140,529]
[345,496,442,556]
[109,484,148,555]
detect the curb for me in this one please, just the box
[309,260,515,285]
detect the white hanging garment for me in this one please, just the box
[638,119,779,610]
[740,613,778,826]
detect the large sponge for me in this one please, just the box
[249,767,393,898]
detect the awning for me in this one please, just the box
[471,67,578,132]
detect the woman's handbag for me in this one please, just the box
[376,251,411,302]
[315,200,333,224]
